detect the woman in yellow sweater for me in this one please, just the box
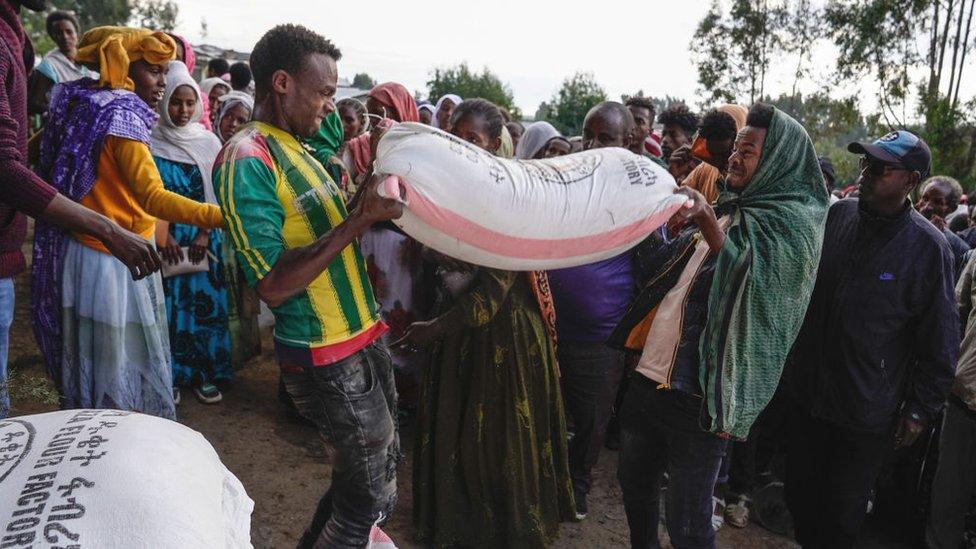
[33,27,223,420]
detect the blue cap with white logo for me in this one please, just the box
[848,131,931,178]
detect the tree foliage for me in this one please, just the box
[352,73,376,90]
[691,0,789,105]
[540,72,607,136]
[426,63,520,119]
[130,0,178,31]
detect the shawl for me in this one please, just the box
[75,26,176,91]
[213,91,254,142]
[699,108,828,438]
[369,82,419,123]
[36,48,94,83]
[305,111,344,167]
[515,121,566,160]
[32,79,159,386]
[149,61,222,204]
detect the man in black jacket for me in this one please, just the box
[784,131,958,549]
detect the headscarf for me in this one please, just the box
[213,90,254,143]
[74,26,177,91]
[498,125,515,159]
[369,82,419,123]
[200,77,230,97]
[418,103,435,115]
[515,121,567,160]
[199,77,231,130]
[149,60,222,204]
[432,94,462,129]
[169,33,196,74]
[699,107,828,438]
[683,104,748,203]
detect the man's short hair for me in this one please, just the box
[658,104,699,137]
[698,109,738,142]
[207,58,230,76]
[924,175,964,211]
[746,103,775,129]
[250,24,342,98]
[625,96,657,123]
[586,101,636,134]
[46,11,79,38]
[229,62,252,91]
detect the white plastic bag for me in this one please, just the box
[0,409,253,548]
[374,123,688,270]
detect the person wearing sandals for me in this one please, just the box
[150,60,232,405]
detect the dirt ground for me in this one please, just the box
[5,256,807,549]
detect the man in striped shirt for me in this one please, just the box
[213,25,403,548]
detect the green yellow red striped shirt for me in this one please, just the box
[213,121,383,356]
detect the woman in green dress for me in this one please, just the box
[397,98,576,548]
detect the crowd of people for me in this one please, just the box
[3,1,976,548]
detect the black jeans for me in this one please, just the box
[559,341,626,496]
[785,405,891,549]
[617,375,729,549]
[281,342,400,549]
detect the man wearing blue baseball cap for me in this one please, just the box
[784,130,958,549]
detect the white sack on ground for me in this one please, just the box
[0,409,253,549]
[374,123,688,270]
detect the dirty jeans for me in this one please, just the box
[617,374,729,549]
[0,278,14,419]
[281,341,399,549]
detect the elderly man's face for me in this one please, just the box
[917,182,955,221]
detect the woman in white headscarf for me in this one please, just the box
[150,60,233,405]
[432,93,462,130]
[515,121,573,160]
[199,76,231,130]
[213,90,254,143]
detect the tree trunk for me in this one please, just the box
[949,0,966,98]
[953,0,975,108]
[930,0,942,96]
[935,0,957,94]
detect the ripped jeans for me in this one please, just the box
[282,341,400,549]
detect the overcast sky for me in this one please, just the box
[171,0,715,115]
[169,0,975,121]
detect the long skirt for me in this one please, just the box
[413,271,576,547]
[162,226,233,387]
[59,239,176,420]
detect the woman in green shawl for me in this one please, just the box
[398,98,576,548]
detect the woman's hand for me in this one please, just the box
[159,232,184,265]
[392,319,447,352]
[188,230,210,264]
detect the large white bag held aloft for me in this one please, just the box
[0,410,253,549]
[374,123,689,270]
